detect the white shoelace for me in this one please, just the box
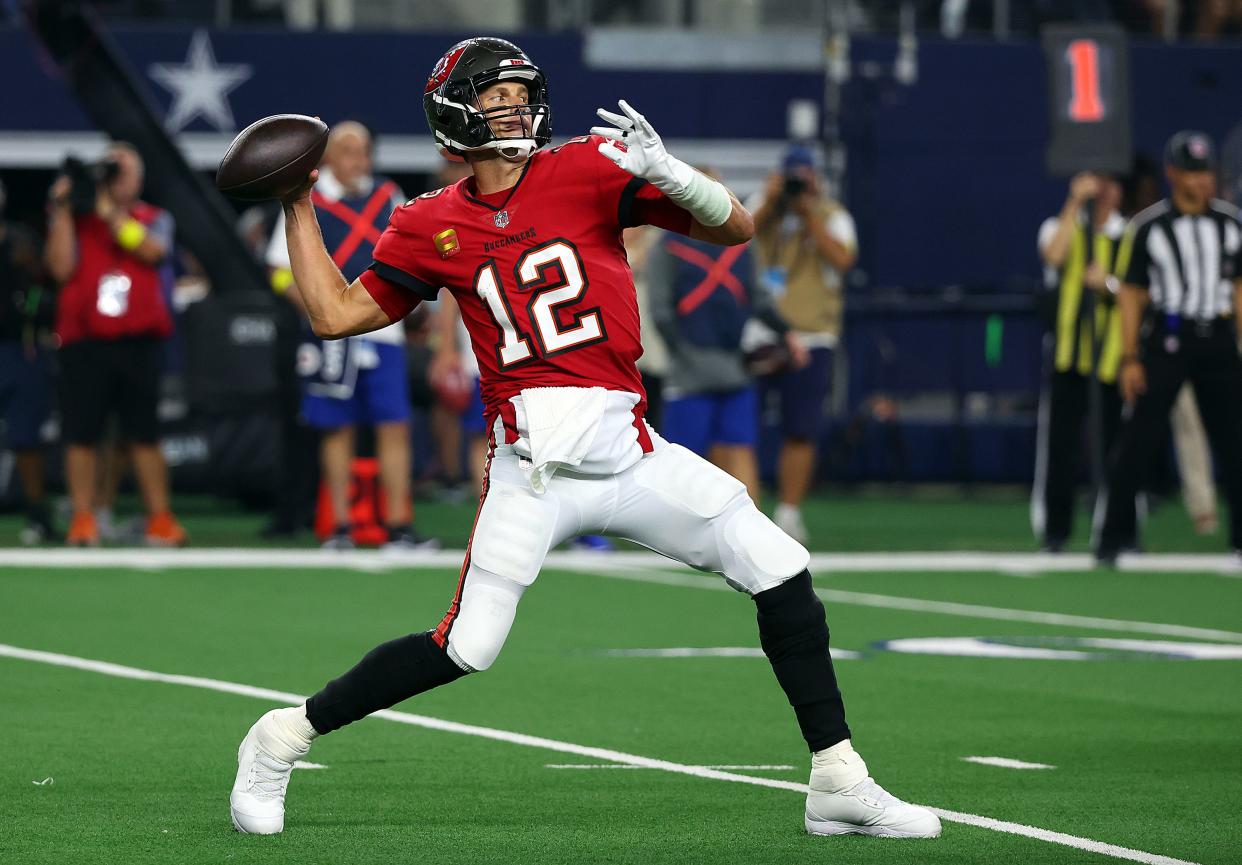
[247,750,293,800]
[846,777,903,809]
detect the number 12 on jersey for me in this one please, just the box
[474,239,606,368]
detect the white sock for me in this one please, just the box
[260,705,317,762]
[809,739,869,793]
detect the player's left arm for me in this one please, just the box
[593,100,754,247]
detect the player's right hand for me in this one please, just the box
[281,170,319,206]
[1120,360,1146,405]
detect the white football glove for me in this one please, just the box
[591,100,694,197]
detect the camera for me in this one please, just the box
[782,175,807,198]
[60,155,122,215]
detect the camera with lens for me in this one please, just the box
[782,175,808,199]
[60,155,122,215]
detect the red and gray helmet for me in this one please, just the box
[423,37,552,160]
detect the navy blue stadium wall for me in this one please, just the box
[843,37,1242,290]
[4,25,1237,485]
[4,25,1238,288]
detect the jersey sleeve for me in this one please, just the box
[579,135,694,236]
[367,203,442,300]
[626,180,694,235]
[358,268,427,321]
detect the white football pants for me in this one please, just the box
[434,436,810,672]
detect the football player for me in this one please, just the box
[230,37,940,841]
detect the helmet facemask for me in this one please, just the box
[425,46,552,162]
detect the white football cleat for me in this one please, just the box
[230,708,313,834]
[805,776,942,838]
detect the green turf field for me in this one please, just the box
[2,551,1240,865]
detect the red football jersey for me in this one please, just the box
[359,135,692,444]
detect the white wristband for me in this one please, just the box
[650,156,733,228]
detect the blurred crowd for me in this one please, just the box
[3,117,1239,557]
[12,0,1242,41]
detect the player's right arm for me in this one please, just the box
[280,171,390,339]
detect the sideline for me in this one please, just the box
[0,548,1238,575]
[6,548,1239,643]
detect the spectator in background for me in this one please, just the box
[44,142,186,547]
[751,145,857,544]
[1031,171,1131,552]
[0,177,60,544]
[267,121,436,551]
[647,186,806,502]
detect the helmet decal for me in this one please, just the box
[426,42,469,94]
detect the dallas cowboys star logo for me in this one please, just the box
[149,30,252,132]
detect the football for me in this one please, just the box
[215,114,329,201]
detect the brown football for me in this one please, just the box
[216,114,329,201]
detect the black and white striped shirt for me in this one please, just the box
[1123,198,1242,321]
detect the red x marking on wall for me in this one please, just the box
[664,239,749,315]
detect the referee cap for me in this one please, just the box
[1165,130,1215,171]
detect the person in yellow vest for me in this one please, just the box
[1032,171,1132,552]
[751,145,856,543]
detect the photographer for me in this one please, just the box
[45,142,186,547]
[751,145,857,543]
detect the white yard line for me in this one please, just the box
[601,647,861,659]
[0,642,1202,865]
[4,548,1238,642]
[0,548,1238,575]
[589,567,1242,644]
[546,763,797,771]
[962,756,1057,770]
[291,761,329,770]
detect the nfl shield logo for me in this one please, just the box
[494,210,510,229]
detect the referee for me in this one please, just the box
[1031,171,1129,552]
[1095,131,1242,564]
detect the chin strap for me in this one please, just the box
[463,137,538,163]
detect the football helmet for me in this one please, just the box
[423,37,552,162]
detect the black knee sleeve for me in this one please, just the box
[754,571,851,751]
[305,631,469,735]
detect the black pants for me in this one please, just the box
[1033,370,1126,547]
[1097,320,1242,554]
[59,337,162,445]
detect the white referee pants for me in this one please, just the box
[434,436,810,672]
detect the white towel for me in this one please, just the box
[515,386,608,494]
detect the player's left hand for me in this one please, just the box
[592,100,690,196]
